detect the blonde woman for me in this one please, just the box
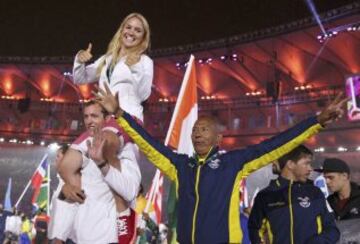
[73,12,153,122]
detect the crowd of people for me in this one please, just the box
[0,206,50,244]
[92,71,358,244]
[1,11,360,244]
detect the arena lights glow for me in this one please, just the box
[317,31,338,43]
[1,95,17,100]
[337,146,348,152]
[40,97,54,102]
[294,84,312,91]
[310,147,359,153]
[245,91,262,96]
[317,21,360,43]
[26,140,34,145]
[15,140,33,145]
[48,142,60,151]
[314,147,325,153]
[9,138,18,143]
[79,99,91,103]
[63,71,72,76]
[176,54,240,68]
[200,95,217,100]
[3,138,36,145]
[305,0,326,37]
[40,141,46,146]
[176,61,189,69]
[231,53,238,61]
[197,58,213,65]
[347,25,360,32]
[158,98,169,103]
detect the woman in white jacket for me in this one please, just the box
[72,13,151,243]
[73,12,153,122]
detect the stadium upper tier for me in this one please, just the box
[0,3,359,149]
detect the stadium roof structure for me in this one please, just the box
[0,1,359,150]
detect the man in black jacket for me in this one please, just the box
[248,145,339,244]
[316,158,360,220]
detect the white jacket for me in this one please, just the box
[5,215,22,235]
[73,54,153,122]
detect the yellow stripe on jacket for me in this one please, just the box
[228,123,322,243]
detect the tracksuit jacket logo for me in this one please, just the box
[350,207,359,215]
[298,196,311,208]
[189,149,226,169]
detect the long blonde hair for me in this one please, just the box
[97,13,151,74]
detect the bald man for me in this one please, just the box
[95,84,347,244]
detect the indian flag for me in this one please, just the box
[165,54,198,154]
[166,54,198,244]
[145,55,198,235]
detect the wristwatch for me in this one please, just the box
[98,160,108,169]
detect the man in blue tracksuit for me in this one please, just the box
[95,86,346,243]
[248,145,340,244]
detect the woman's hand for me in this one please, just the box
[77,43,93,63]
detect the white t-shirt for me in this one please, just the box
[5,215,22,235]
[69,124,141,244]
[48,175,78,241]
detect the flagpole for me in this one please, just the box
[15,153,48,208]
[4,178,13,211]
[47,159,50,215]
[15,179,31,208]
[144,170,160,213]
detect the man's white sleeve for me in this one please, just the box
[103,143,141,202]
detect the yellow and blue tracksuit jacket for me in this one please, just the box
[117,112,322,243]
[248,177,340,244]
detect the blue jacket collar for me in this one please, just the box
[271,176,313,188]
[191,146,222,166]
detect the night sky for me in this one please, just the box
[0,0,355,56]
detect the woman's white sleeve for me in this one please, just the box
[129,55,154,102]
[72,54,104,85]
